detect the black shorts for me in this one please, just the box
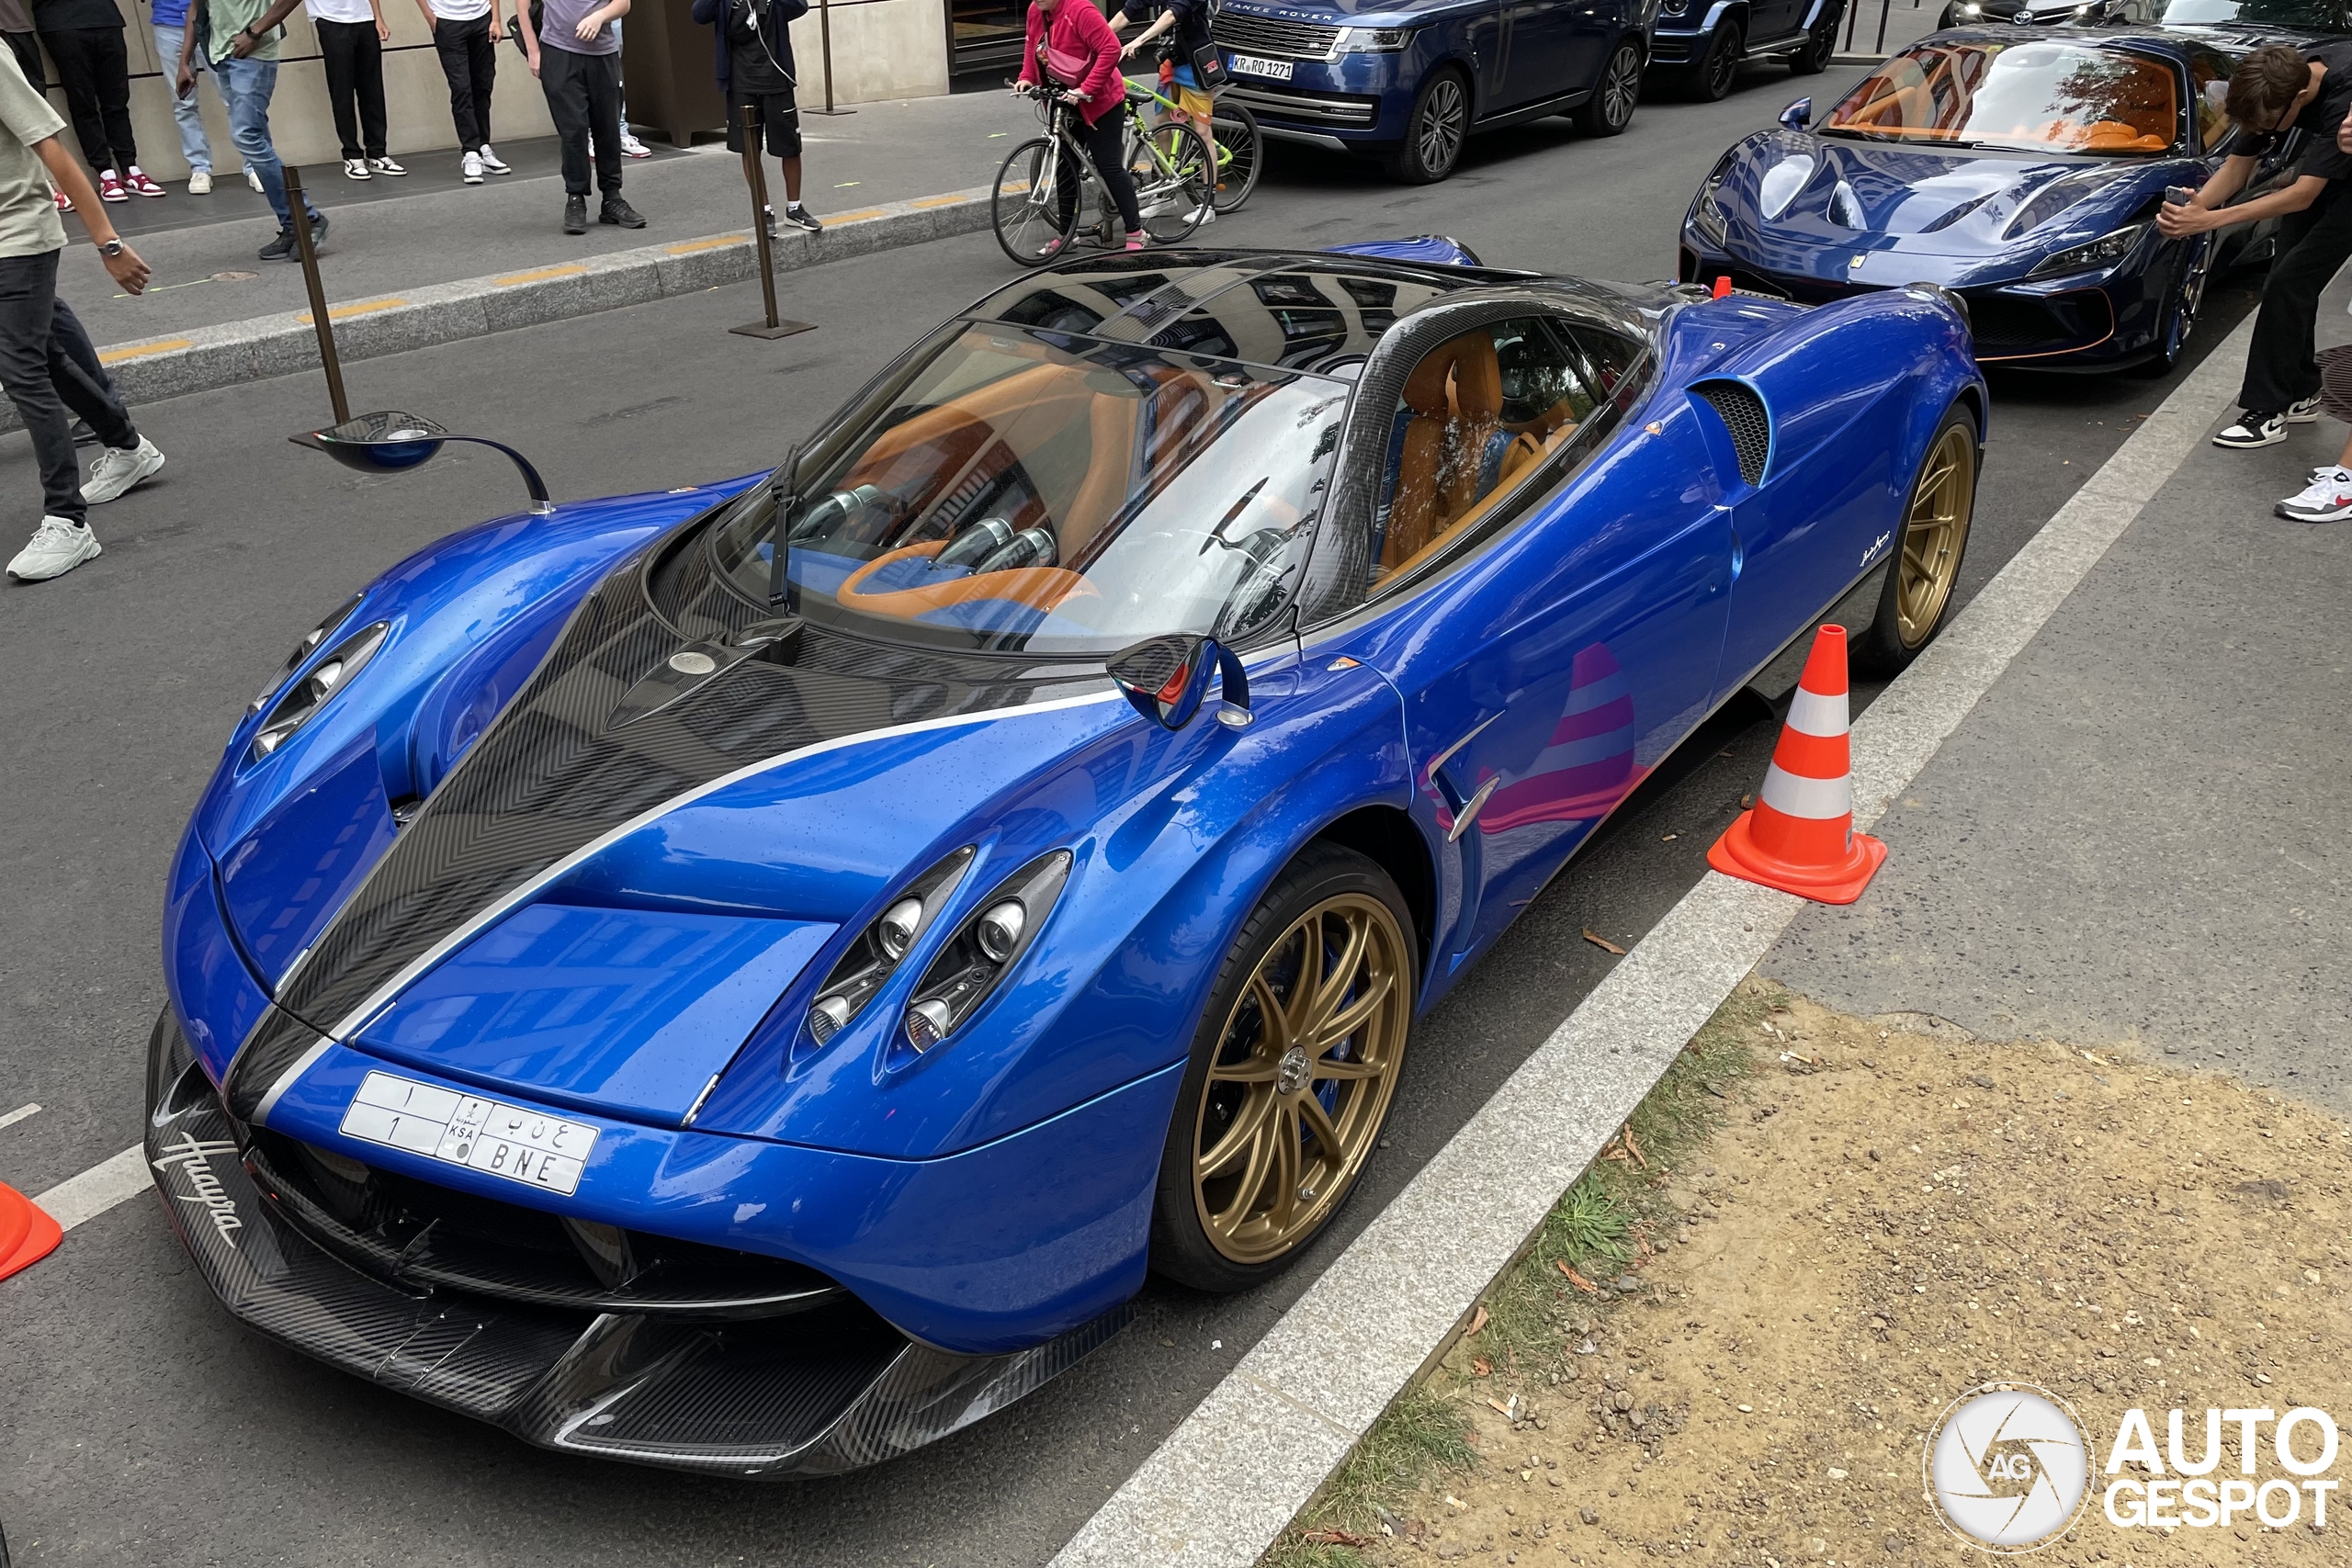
[726,88,801,158]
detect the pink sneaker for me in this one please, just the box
[97,171,129,202]
[124,167,167,197]
[52,188,70,212]
[1124,230,1148,253]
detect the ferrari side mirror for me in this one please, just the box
[292,410,555,516]
[1780,97,1811,131]
[1107,634,1252,731]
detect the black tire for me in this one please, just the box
[1209,101,1262,213]
[1574,41,1644,136]
[1789,7,1839,73]
[1855,403,1978,678]
[1387,67,1472,184]
[990,136,1076,267]
[2135,242,2210,378]
[1148,842,1417,1293]
[1686,19,1744,101]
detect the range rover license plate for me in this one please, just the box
[1228,53,1293,81]
[339,1070,597,1195]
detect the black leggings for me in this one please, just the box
[315,18,388,160]
[1056,109,1140,235]
[2239,180,2352,415]
[40,25,135,175]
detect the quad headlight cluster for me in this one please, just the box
[246,596,391,761]
[2027,221,2145,278]
[805,847,975,1044]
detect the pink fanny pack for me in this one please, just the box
[1040,37,1090,87]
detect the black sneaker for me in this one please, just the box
[781,203,822,234]
[563,193,588,235]
[600,196,646,230]
[257,228,296,262]
[2212,411,2286,449]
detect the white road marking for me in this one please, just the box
[1050,321,2258,1568]
[0,1101,39,1132]
[34,1145,150,1232]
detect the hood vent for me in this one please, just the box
[1692,381,1771,487]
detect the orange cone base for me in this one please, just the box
[0,1181,62,1283]
[1707,810,1888,906]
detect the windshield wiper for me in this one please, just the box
[766,444,803,611]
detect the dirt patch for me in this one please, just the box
[1303,982,2352,1567]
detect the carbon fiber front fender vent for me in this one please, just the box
[1691,380,1771,488]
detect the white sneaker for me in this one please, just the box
[2277,465,2352,523]
[343,157,370,180]
[187,168,212,194]
[81,435,165,505]
[2212,411,2286,449]
[478,144,512,175]
[246,167,263,192]
[6,515,100,581]
[619,131,652,159]
[461,151,483,185]
[2285,394,2323,424]
[369,156,407,176]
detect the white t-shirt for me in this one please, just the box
[305,0,377,19]
[431,0,492,19]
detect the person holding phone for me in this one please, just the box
[2159,41,2352,449]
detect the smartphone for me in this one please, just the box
[2165,184,2196,207]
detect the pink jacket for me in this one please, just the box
[1017,0,1125,125]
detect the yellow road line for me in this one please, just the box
[492,263,588,287]
[666,234,748,254]
[830,208,887,224]
[296,299,407,325]
[98,337,194,365]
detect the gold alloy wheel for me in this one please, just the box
[1895,422,1976,648]
[1191,893,1410,1265]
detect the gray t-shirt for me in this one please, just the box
[0,43,64,258]
[539,0,617,54]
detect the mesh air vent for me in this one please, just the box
[1692,380,1770,486]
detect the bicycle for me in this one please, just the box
[991,82,1215,267]
[1127,73,1261,214]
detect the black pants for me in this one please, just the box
[3,30,42,90]
[40,25,134,175]
[431,13,496,150]
[315,18,387,160]
[540,47,622,197]
[0,249,138,525]
[1056,110,1140,234]
[2239,180,2352,414]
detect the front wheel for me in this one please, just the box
[1789,8,1840,74]
[1148,842,1416,1292]
[1209,101,1263,212]
[1387,69,1471,184]
[1686,20,1744,101]
[1574,41,1643,136]
[991,136,1076,267]
[1854,404,1978,678]
[2136,241,2211,378]
[1127,119,1215,245]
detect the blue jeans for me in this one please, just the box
[153,24,212,174]
[211,55,318,231]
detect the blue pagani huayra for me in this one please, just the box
[1679,25,2313,371]
[152,244,1981,1475]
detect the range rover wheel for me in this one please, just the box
[1687,19,1744,101]
[1855,404,1977,677]
[1388,68,1471,184]
[1149,842,1415,1292]
[1574,41,1644,136]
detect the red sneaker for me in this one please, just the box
[124,167,167,197]
[97,171,129,202]
[52,188,70,212]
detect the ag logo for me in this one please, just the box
[1924,1383,2092,1551]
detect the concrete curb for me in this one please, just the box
[1046,319,2256,1568]
[32,183,995,431]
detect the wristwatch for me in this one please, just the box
[98,239,126,257]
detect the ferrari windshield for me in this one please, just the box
[1823,41,2183,154]
[710,325,1348,655]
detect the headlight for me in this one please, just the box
[1661,0,1688,15]
[1336,26,1415,51]
[249,618,390,761]
[900,851,1072,1051]
[1691,159,1734,247]
[249,593,362,716]
[1954,2,1981,14]
[803,847,975,1043]
[2026,221,2145,278]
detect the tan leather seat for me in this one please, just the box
[1380,331,1505,573]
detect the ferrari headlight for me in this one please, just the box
[804,847,974,1044]
[250,593,362,715]
[1337,26,1415,51]
[249,618,390,761]
[2027,221,2145,278]
[900,851,1072,1052]
[1691,159,1734,247]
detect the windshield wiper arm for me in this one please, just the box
[766,444,803,611]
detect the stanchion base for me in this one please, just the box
[806,107,856,117]
[731,320,818,339]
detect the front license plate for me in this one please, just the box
[338,1070,597,1196]
[1228,53,1293,81]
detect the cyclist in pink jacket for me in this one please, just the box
[1013,0,1143,254]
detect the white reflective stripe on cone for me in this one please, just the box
[1784,685,1849,739]
[1759,764,1852,821]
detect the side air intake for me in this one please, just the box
[1691,380,1770,487]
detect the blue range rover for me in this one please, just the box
[1647,0,1845,100]
[1209,0,1659,181]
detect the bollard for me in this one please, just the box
[285,164,350,424]
[731,105,816,340]
[808,0,854,116]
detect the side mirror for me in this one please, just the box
[1780,97,1812,131]
[292,410,555,516]
[1107,634,1252,731]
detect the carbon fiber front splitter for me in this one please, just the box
[145,1019,1129,1477]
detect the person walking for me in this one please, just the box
[35,0,165,200]
[149,0,222,191]
[692,0,820,236]
[417,0,504,184]
[2161,40,2352,448]
[0,43,167,583]
[1014,0,1142,255]
[517,0,641,235]
[310,0,401,179]
[176,0,332,261]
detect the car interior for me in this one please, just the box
[1828,42,2181,152]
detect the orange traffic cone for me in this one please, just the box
[0,1179,62,1282]
[1707,625,1886,905]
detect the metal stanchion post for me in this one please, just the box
[731,106,815,340]
[284,164,349,425]
[807,0,854,116]
[1843,0,1860,53]
[1874,0,1893,54]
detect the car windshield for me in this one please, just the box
[708,324,1349,655]
[2154,0,2352,28]
[1822,40,2182,154]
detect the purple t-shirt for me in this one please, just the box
[539,0,619,54]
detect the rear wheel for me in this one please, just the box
[1209,101,1263,212]
[1149,843,1415,1292]
[1687,19,1744,101]
[990,136,1076,267]
[1788,7,1839,74]
[1128,120,1215,244]
[1574,41,1643,136]
[1388,68,1471,184]
[1855,404,1977,677]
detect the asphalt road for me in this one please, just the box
[0,55,2268,1567]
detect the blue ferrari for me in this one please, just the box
[151,245,1981,1473]
[1679,27,2301,370]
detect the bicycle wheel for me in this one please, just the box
[992,136,1077,267]
[1208,102,1261,214]
[1126,121,1214,246]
